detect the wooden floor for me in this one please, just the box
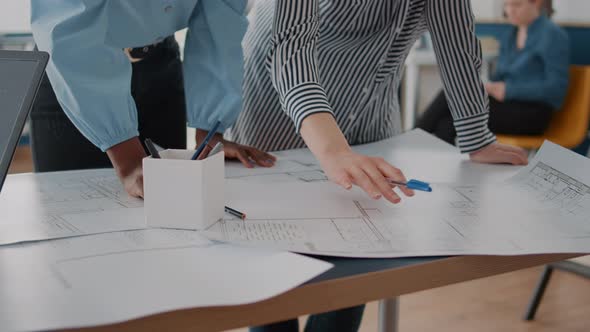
[8,146,33,174]
[9,147,590,332]
[227,266,590,332]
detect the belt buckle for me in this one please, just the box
[124,39,166,63]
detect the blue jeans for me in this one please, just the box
[250,305,365,332]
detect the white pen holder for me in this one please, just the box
[143,150,224,230]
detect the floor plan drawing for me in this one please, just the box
[225,159,328,184]
[0,169,145,245]
[513,161,590,216]
[208,199,400,255]
[206,140,590,258]
[207,182,515,258]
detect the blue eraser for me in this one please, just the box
[407,179,432,192]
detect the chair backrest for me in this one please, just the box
[544,66,590,147]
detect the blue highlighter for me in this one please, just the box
[388,178,432,192]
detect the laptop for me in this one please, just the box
[0,50,49,192]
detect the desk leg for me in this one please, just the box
[378,298,399,332]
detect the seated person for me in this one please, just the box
[417,0,569,145]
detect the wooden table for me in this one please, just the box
[65,253,579,332]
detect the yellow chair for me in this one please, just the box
[497,65,590,149]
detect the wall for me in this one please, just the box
[0,1,31,33]
[471,0,590,24]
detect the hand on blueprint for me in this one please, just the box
[106,137,147,198]
[319,150,415,204]
[299,113,414,204]
[469,142,528,165]
[196,129,276,168]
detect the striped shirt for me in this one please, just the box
[230,0,495,153]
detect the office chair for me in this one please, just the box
[497,65,590,150]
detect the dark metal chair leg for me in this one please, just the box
[524,265,554,321]
[552,260,590,277]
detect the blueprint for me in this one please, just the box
[207,181,515,257]
[226,158,327,183]
[510,161,590,217]
[207,140,590,258]
[0,229,332,332]
[0,169,145,245]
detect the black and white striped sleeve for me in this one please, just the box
[426,0,496,153]
[266,0,334,133]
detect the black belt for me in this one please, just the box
[126,36,178,62]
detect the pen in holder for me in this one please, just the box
[143,149,225,230]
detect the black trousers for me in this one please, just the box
[416,91,554,146]
[30,38,187,172]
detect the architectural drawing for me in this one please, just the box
[0,170,145,245]
[206,141,590,258]
[225,159,327,183]
[513,161,590,216]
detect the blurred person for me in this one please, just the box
[418,0,569,145]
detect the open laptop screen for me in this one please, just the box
[0,51,48,192]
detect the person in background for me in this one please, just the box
[418,0,569,145]
[30,0,275,198]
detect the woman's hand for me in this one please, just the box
[469,142,528,165]
[318,149,414,204]
[485,81,506,101]
[196,129,276,168]
[299,113,414,204]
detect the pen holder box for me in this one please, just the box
[143,150,224,230]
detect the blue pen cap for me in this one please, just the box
[406,179,432,192]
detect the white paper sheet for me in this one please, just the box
[0,229,332,332]
[0,169,146,245]
[206,139,590,258]
[226,158,327,183]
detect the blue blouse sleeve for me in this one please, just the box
[183,0,248,133]
[31,0,138,152]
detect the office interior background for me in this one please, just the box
[1,0,590,331]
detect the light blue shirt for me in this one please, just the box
[31,0,247,151]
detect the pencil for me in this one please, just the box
[191,121,221,160]
[225,206,246,220]
[144,138,161,159]
[209,142,224,156]
[196,144,213,160]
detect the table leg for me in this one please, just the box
[378,297,399,332]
